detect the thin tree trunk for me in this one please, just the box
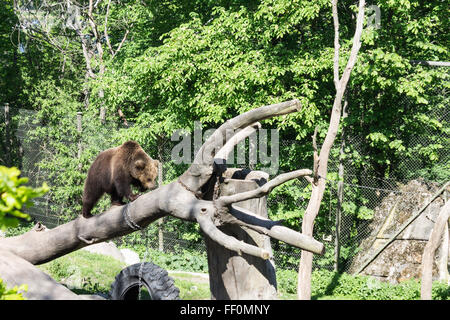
[158,160,164,252]
[334,98,348,271]
[4,103,11,166]
[421,200,450,300]
[297,0,365,300]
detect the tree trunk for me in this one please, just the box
[0,249,81,300]
[334,97,348,271]
[204,169,277,300]
[297,0,365,299]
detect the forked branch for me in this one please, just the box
[217,169,312,206]
[0,99,323,267]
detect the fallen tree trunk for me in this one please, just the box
[0,99,324,299]
[0,249,83,300]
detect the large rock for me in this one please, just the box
[349,179,448,283]
[120,248,141,265]
[80,241,141,266]
[81,241,125,263]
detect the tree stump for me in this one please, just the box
[204,169,277,300]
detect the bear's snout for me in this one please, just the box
[141,180,156,191]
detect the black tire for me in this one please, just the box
[110,262,180,300]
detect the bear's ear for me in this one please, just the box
[135,159,146,170]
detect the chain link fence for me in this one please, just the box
[1,67,448,275]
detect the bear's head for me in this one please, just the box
[130,150,159,191]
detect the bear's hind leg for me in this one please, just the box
[82,199,95,218]
[82,180,104,218]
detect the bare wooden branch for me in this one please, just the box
[338,0,366,91]
[312,126,319,183]
[104,0,131,59]
[332,0,340,91]
[217,169,312,206]
[113,28,131,58]
[229,206,324,255]
[0,249,83,300]
[199,99,301,165]
[214,122,261,164]
[0,183,188,264]
[196,212,271,260]
[181,99,301,192]
[104,0,114,56]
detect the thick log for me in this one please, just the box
[0,183,193,265]
[204,170,278,300]
[0,250,82,300]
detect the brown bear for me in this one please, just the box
[82,140,159,218]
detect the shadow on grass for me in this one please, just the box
[311,272,343,300]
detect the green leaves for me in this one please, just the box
[0,278,27,300]
[0,166,49,230]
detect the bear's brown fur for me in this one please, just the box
[82,140,159,218]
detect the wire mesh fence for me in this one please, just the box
[1,67,448,275]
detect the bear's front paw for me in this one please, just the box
[129,194,141,202]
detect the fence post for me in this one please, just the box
[77,112,82,170]
[335,162,344,271]
[158,160,164,252]
[4,103,10,166]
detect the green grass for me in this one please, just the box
[173,278,210,300]
[37,250,126,295]
[38,251,212,299]
[168,272,210,300]
[36,249,450,300]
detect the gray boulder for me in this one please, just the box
[120,248,141,265]
[81,241,125,263]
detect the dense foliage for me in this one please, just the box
[0,279,27,300]
[0,166,48,299]
[0,166,48,230]
[0,0,448,273]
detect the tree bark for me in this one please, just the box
[334,97,348,271]
[4,103,11,166]
[297,0,365,300]
[420,200,450,300]
[205,169,277,299]
[0,249,83,300]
